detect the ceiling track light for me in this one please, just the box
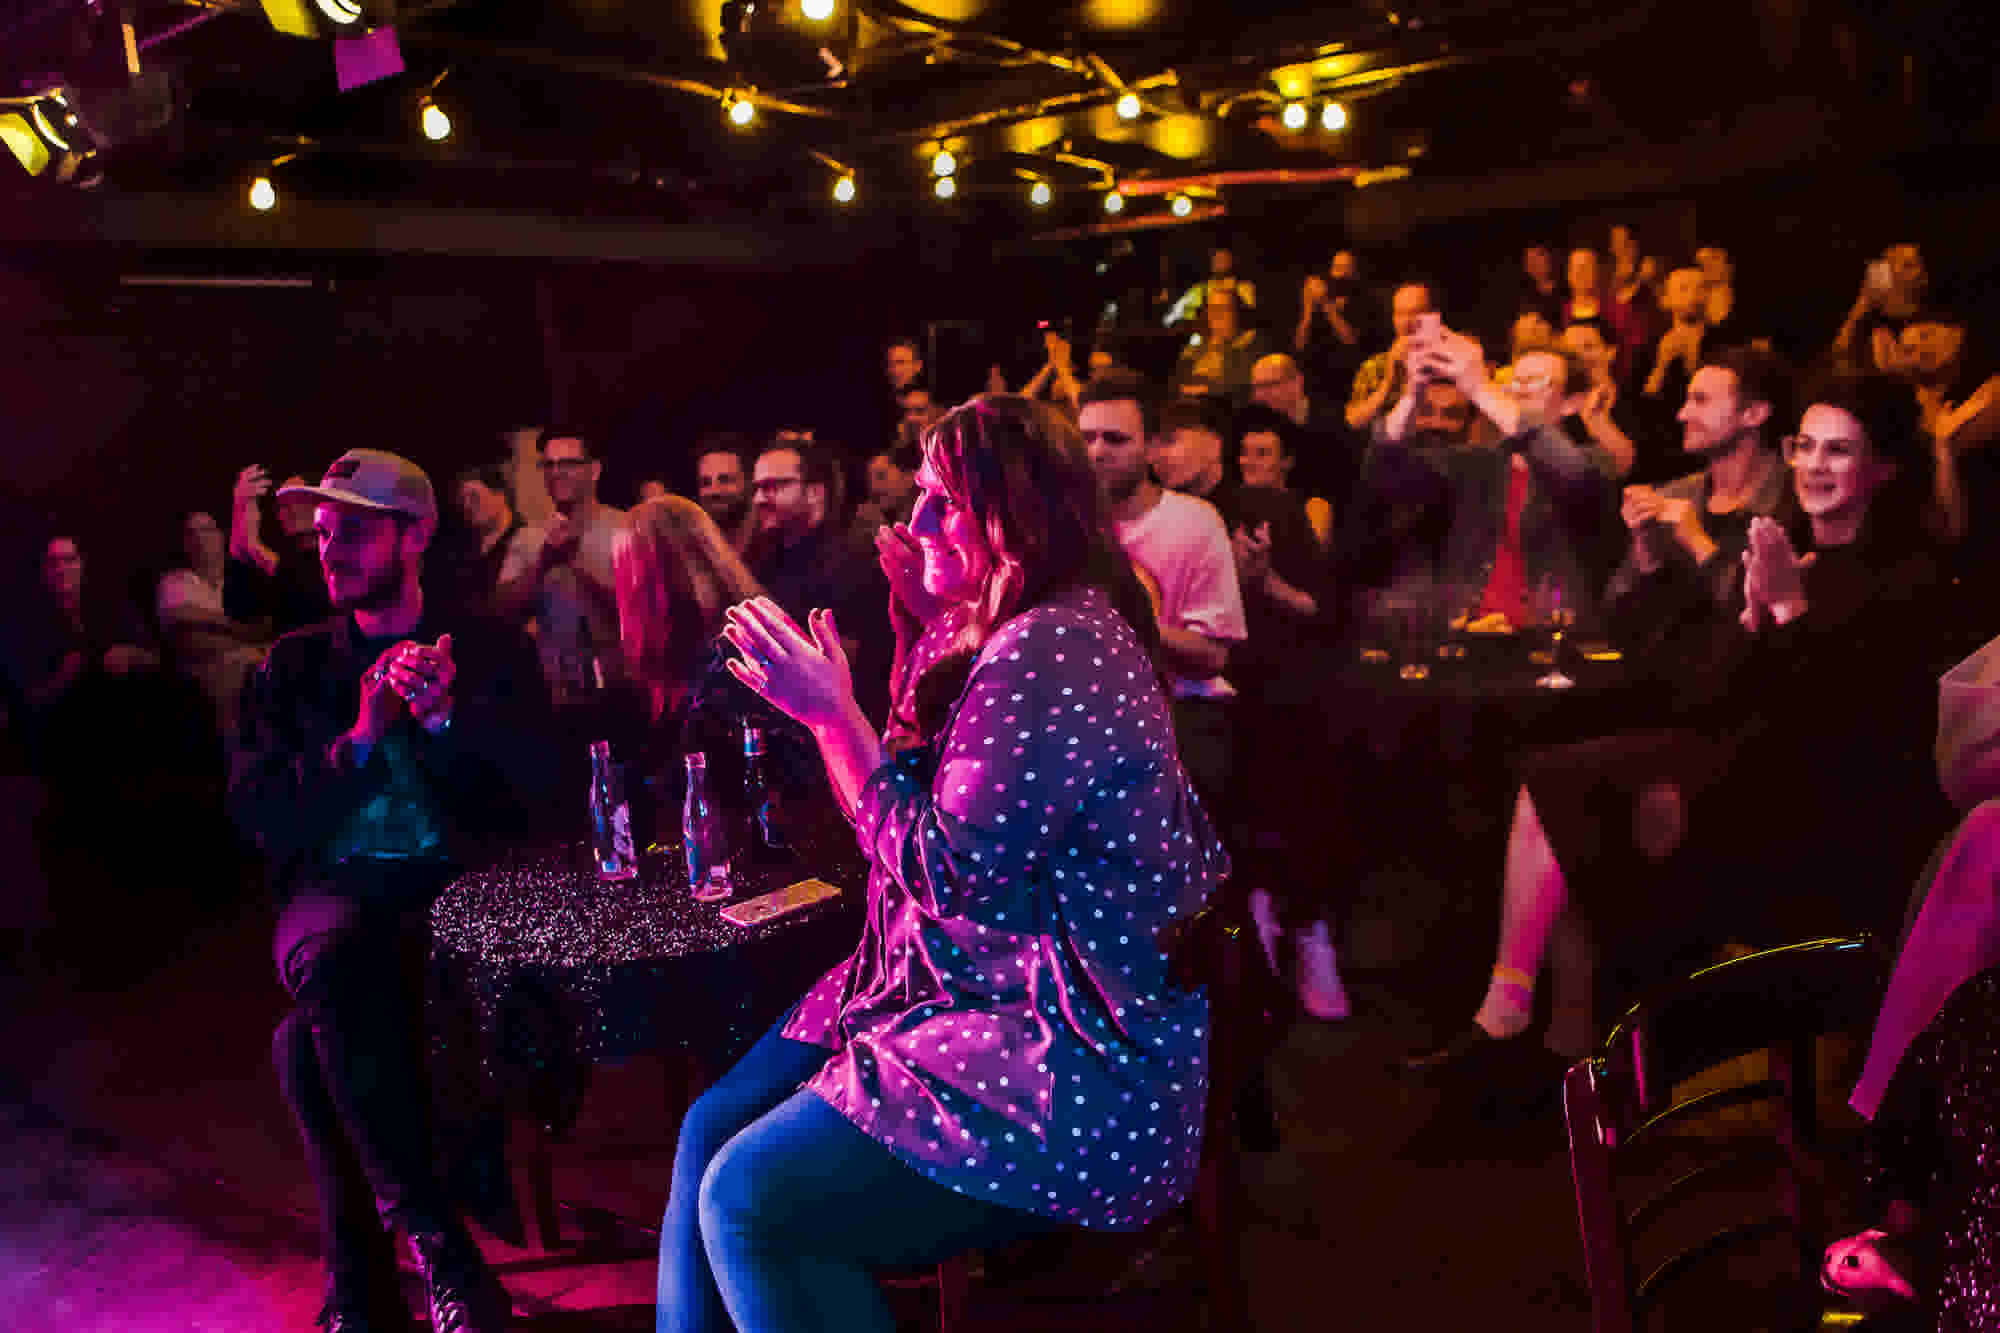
[249,175,277,211]
[934,175,957,199]
[0,91,98,180]
[257,0,391,39]
[1280,100,1309,131]
[1170,194,1192,217]
[1103,189,1124,214]
[1115,92,1141,121]
[1029,180,1052,207]
[931,149,956,177]
[418,95,451,141]
[833,173,856,203]
[800,0,836,20]
[724,89,756,126]
[1321,101,1348,131]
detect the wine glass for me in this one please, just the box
[1534,574,1576,690]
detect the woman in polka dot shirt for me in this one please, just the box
[655,395,1229,1333]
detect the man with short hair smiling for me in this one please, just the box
[1605,344,1791,660]
[691,433,755,552]
[494,427,627,702]
[747,439,892,726]
[234,450,550,1333]
[1250,350,1355,520]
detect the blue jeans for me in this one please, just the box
[657,1008,1058,1333]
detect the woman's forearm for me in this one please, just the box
[812,697,889,819]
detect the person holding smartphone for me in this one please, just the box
[1835,244,1931,375]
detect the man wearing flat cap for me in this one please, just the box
[231,448,553,1333]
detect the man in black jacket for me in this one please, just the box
[233,449,553,1333]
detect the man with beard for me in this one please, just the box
[692,434,755,553]
[1605,345,1791,666]
[233,449,551,1333]
[495,427,627,703]
[745,438,892,727]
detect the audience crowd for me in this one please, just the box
[4,220,1999,1330]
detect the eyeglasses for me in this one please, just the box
[537,457,593,472]
[751,476,805,495]
[1781,434,1866,465]
[1080,429,1135,445]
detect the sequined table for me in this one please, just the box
[425,824,867,1245]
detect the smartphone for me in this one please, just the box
[720,877,843,927]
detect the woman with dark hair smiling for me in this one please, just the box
[1407,373,1958,1097]
[654,394,1227,1333]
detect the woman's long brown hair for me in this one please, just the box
[613,494,764,722]
[910,394,1161,741]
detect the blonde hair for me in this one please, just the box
[613,494,764,721]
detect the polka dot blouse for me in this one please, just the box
[782,585,1230,1231]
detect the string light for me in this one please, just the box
[1029,180,1052,207]
[932,149,956,177]
[934,175,956,199]
[833,173,856,203]
[419,97,451,142]
[1321,101,1348,131]
[801,0,836,19]
[1115,92,1141,121]
[249,176,276,211]
[1170,194,1193,217]
[1281,101,1308,131]
[1103,189,1124,214]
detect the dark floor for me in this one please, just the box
[0,765,1873,1332]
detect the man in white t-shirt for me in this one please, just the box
[494,427,627,706]
[1078,371,1246,804]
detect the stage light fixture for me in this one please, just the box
[1030,180,1052,207]
[258,0,391,39]
[419,97,451,141]
[249,176,277,211]
[801,0,836,20]
[1170,194,1192,217]
[725,91,756,126]
[1115,92,1141,121]
[0,91,107,180]
[935,176,956,199]
[833,173,856,203]
[1103,189,1124,214]
[1321,101,1348,131]
[932,149,956,177]
[1281,101,1308,131]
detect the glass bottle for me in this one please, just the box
[683,752,734,902]
[588,739,638,882]
[742,724,789,854]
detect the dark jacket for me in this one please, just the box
[230,608,556,898]
[1358,420,1622,623]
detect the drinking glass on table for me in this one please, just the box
[1533,573,1576,690]
[1392,586,1436,681]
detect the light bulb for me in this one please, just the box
[1281,101,1308,131]
[1103,190,1124,214]
[801,0,835,19]
[1171,195,1193,217]
[1321,101,1348,131]
[833,174,856,203]
[934,176,956,199]
[932,150,956,177]
[249,176,276,211]
[420,100,451,142]
[727,95,755,126]
[1115,92,1141,121]
[1030,181,1052,207]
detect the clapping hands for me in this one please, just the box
[1740,516,1813,631]
[722,598,857,730]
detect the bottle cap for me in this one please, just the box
[684,751,708,770]
[743,724,765,755]
[589,739,613,761]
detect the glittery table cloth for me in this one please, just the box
[428,824,867,1139]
